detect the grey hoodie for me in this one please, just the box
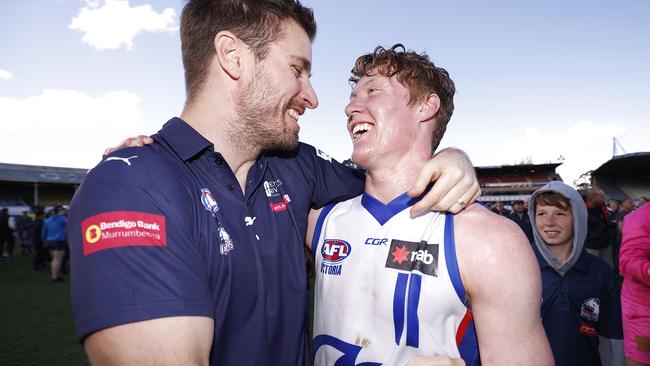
[528,181,587,276]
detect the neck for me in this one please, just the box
[364,152,430,204]
[181,93,259,192]
[547,241,573,263]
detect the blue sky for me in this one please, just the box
[1,0,648,185]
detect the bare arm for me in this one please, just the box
[307,207,324,249]
[455,205,553,366]
[84,316,213,366]
[408,148,480,216]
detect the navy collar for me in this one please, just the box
[156,117,213,161]
[535,246,590,274]
[361,188,429,225]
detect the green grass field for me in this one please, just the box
[0,254,88,365]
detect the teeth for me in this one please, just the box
[352,123,373,139]
[288,109,299,121]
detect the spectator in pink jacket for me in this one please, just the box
[619,203,650,366]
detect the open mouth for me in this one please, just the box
[351,122,373,140]
[287,108,300,122]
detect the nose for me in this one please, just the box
[344,96,362,119]
[302,79,318,109]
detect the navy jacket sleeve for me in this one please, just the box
[295,144,365,208]
[597,264,623,339]
[68,148,213,341]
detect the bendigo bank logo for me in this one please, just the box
[320,239,351,276]
[385,239,439,276]
[81,211,167,256]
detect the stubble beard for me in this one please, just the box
[230,64,299,155]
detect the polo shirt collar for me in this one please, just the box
[157,117,213,161]
[534,245,590,274]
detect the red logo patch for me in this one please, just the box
[270,201,287,212]
[81,211,167,256]
[579,322,597,337]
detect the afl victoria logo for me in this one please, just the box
[321,239,351,264]
[85,225,101,244]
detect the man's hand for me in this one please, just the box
[103,135,154,157]
[408,148,481,216]
[407,355,466,366]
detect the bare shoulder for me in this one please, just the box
[454,203,530,252]
[453,204,539,294]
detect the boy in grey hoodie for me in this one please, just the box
[529,181,624,366]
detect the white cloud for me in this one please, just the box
[491,121,627,186]
[0,89,146,168]
[0,68,13,80]
[69,0,177,51]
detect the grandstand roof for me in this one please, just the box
[593,152,650,175]
[0,162,87,184]
[476,162,562,173]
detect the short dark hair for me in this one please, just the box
[180,0,316,102]
[349,44,456,152]
[535,192,572,211]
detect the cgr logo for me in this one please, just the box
[321,239,351,264]
[365,237,388,246]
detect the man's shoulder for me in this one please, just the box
[454,204,531,260]
[85,146,185,188]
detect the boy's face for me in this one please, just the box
[534,203,574,248]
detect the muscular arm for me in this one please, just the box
[455,205,553,365]
[85,316,213,366]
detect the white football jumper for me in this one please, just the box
[312,192,479,366]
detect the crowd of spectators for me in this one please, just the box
[0,205,70,282]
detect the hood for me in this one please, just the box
[528,181,587,276]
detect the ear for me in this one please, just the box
[214,31,244,80]
[418,93,441,123]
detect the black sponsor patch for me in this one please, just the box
[384,239,439,276]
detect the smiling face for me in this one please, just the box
[234,20,318,152]
[344,72,421,169]
[535,201,574,249]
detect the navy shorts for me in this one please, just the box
[46,240,67,251]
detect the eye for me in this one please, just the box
[291,65,301,77]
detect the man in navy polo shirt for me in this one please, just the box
[68,1,479,365]
[529,182,623,366]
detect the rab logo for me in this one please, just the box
[81,211,166,256]
[385,239,439,276]
[321,239,351,264]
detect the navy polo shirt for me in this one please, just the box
[69,117,364,365]
[534,247,623,366]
